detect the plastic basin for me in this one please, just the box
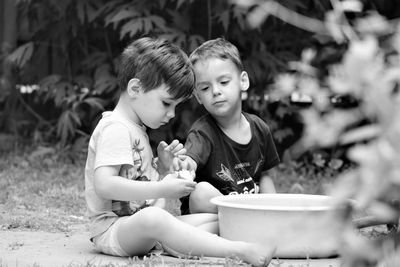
[211,193,344,258]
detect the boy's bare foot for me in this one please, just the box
[237,242,276,267]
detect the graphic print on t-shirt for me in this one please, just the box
[216,164,234,182]
[112,138,149,216]
[216,163,259,195]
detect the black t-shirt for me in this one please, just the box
[181,112,280,213]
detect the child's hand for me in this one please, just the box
[161,173,197,198]
[176,169,195,181]
[157,140,186,174]
[174,155,197,173]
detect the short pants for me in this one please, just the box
[92,216,129,257]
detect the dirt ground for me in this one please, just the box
[1,224,128,267]
[0,223,342,267]
[0,223,215,267]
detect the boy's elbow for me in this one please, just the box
[94,175,111,199]
[259,175,276,193]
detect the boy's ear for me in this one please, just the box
[127,78,142,98]
[240,71,250,92]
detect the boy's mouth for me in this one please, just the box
[213,100,226,105]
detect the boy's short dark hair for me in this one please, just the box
[189,38,243,72]
[117,37,195,100]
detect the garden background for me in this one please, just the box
[1,0,400,266]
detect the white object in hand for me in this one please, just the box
[178,170,194,181]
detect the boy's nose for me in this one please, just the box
[166,109,175,119]
[212,85,222,96]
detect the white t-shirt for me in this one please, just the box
[85,111,159,239]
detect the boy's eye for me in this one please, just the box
[162,101,171,107]
[221,80,230,85]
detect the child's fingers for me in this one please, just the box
[168,140,185,154]
[168,139,180,148]
[159,139,179,152]
[176,155,195,171]
[173,147,186,156]
[184,180,197,189]
[170,143,184,154]
[174,156,187,170]
[158,141,168,150]
[172,157,181,171]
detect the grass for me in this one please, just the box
[0,144,88,232]
[0,144,344,233]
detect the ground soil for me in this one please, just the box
[0,222,343,267]
[1,223,216,267]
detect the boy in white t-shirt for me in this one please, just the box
[84,37,275,266]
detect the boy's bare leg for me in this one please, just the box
[117,206,274,266]
[189,182,222,214]
[178,213,219,234]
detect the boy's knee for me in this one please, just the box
[136,206,172,232]
[190,182,214,201]
[189,182,220,213]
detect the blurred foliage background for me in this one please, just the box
[0,0,332,156]
[0,0,398,157]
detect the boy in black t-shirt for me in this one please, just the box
[180,38,280,214]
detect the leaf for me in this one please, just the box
[86,1,100,23]
[107,9,139,26]
[74,75,93,90]
[82,97,105,111]
[339,125,381,145]
[289,183,304,194]
[328,158,343,170]
[276,105,289,118]
[274,74,297,97]
[39,74,62,92]
[188,35,205,52]
[233,6,247,30]
[176,0,186,9]
[76,1,86,24]
[168,10,190,32]
[53,81,73,107]
[143,17,153,33]
[159,0,167,9]
[218,10,230,32]
[8,42,34,68]
[324,11,345,43]
[81,52,108,69]
[57,110,81,145]
[247,2,271,29]
[120,19,141,39]
[312,153,326,167]
[149,15,166,31]
[94,76,118,94]
[273,128,293,143]
[93,64,118,94]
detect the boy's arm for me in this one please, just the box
[94,165,196,201]
[259,168,277,193]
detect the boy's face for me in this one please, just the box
[193,58,249,118]
[129,82,183,129]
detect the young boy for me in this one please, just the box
[180,38,280,214]
[84,37,275,266]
